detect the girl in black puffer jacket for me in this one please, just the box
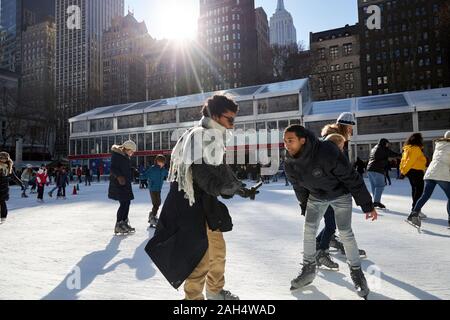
[0,152,24,224]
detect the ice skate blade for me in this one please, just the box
[317,264,339,272]
[405,220,422,233]
[114,232,130,236]
[290,281,313,292]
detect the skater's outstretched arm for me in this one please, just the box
[191,164,242,198]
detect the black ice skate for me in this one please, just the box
[148,215,158,229]
[114,221,129,235]
[350,266,370,300]
[316,250,339,271]
[406,212,421,232]
[290,262,316,291]
[373,202,387,210]
[124,219,136,233]
[330,236,367,258]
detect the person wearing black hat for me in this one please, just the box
[367,139,401,209]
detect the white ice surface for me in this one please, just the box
[0,179,449,300]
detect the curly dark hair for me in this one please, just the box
[202,95,239,118]
[405,133,424,147]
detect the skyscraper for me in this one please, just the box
[0,0,55,73]
[255,7,272,82]
[269,0,297,47]
[55,0,124,156]
[102,13,152,106]
[0,0,23,72]
[198,0,258,91]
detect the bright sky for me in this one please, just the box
[124,0,358,47]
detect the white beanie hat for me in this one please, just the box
[445,131,450,139]
[121,140,137,152]
[337,112,356,126]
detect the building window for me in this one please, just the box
[419,110,450,131]
[257,95,299,114]
[90,118,113,132]
[357,114,414,135]
[147,110,177,126]
[179,106,202,123]
[343,43,352,55]
[330,46,339,59]
[237,100,253,117]
[72,121,88,133]
[318,48,325,59]
[117,114,144,129]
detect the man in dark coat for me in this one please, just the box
[108,140,137,234]
[367,138,401,209]
[146,95,258,300]
[283,125,377,299]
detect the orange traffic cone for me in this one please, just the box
[73,185,77,195]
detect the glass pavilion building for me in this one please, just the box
[68,79,450,173]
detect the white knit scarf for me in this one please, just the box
[168,116,232,206]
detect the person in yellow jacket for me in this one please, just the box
[400,133,428,213]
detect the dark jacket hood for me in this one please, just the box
[286,129,320,164]
[379,138,389,147]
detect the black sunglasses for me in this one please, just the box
[222,115,235,125]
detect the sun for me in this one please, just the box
[160,1,198,40]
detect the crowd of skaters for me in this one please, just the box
[1,92,449,300]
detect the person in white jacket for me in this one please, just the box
[409,131,450,228]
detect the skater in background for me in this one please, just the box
[367,139,401,209]
[36,167,48,202]
[384,162,392,186]
[400,133,428,219]
[144,155,168,227]
[56,167,69,199]
[395,158,401,179]
[96,166,101,183]
[84,165,92,186]
[20,165,34,198]
[68,169,74,182]
[146,95,259,300]
[139,164,147,189]
[76,166,82,184]
[280,160,289,186]
[48,167,61,198]
[108,140,137,235]
[406,131,450,229]
[29,172,37,194]
[354,157,366,178]
[0,152,24,224]
[325,133,346,151]
[284,125,377,299]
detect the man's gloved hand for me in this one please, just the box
[300,204,307,216]
[117,176,126,186]
[237,187,260,200]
